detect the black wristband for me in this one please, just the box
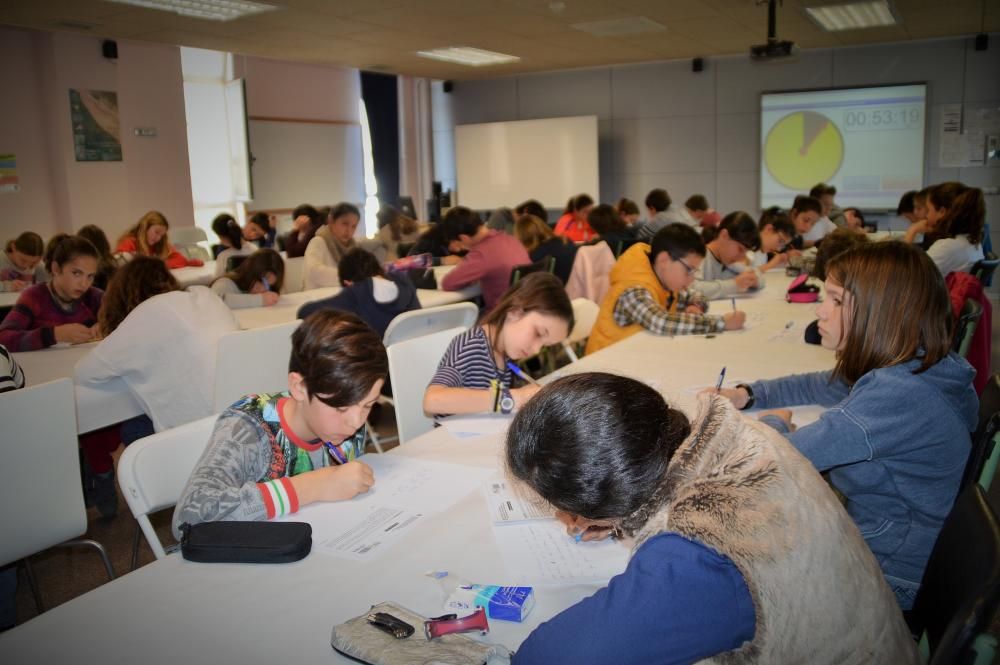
[736,383,755,410]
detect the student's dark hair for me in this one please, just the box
[649,223,706,264]
[717,211,760,251]
[812,228,868,281]
[645,188,671,213]
[515,200,548,221]
[896,190,917,216]
[211,213,243,249]
[758,207,795,237]
[562,194,594,215]
[376,205,419,241]
[809,183,836,198]
[338,247,384,284]
[505,372,691,530]
[44,234,99,273]
[826,241,951,386]
[289,310,388,408]
[77,225,117,279]
[292,204,322,225]
[248,212,270,234]
[440,206,483,241]
[481,272,574,352]
[615,198,640,217]
[99,256,180,336]
[844,207,865,225]
[791,195,822,216]
[219,248,285,293]
[586,204,626,236]
[930,182,985,245]
[684,194,709,212]
[329,202,361,222]
[6,232,44,257]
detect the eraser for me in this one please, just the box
[445,584,534,623]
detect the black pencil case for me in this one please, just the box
[179,521,312,563]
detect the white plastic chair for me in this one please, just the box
[212,321,299,412]
[383,302,478,347]
[562,298,601,362]
[386,326,466,444]
[171,226,209,245]
[118,415,217,566]
[282,255,305,294]
[0,379,114,608]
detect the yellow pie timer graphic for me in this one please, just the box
[764,111,844,190]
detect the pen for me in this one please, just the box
[324,441,348,465]
[730,298,736,312]
[506,360,539,385]
[715,366,727,393]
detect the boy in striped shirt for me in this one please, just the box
[171,311,387,538]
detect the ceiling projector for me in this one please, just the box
[750,39,798,61]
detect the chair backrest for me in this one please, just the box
[383,302,478,348]
[177,243,212,262]
[386,326,466,444]
[0,379,85,567]
[565,298,601,346]
[953,298,983,356]
[565,242,616,304]
[964,374,1000,492]
[510,256,555,285]
[282,255,305,294]
[118,415,218,559]
[212,321,299,412]
[172,226,209,245]
[911,484,1000,664]
[972,253,998,287]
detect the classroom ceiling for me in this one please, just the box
[2,0,998,80]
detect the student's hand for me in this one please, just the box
[440,255,462,265]
[722,310,746,330]
[88,323,103,341]
[707,386,751,409]
[292,215,309,232]
[759,409,795,431]
[684,304,705,315]
[303,461,375,504]
[10,279,29,291]
[734,271,759,291]
[260,291,280,307]
[511,384,542,408]
[556,510,617,542]
[54,323,96,344]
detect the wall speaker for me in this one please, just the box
[692,57,704,72]
[443,80,454,93]
[975,33,989,51]
[102,39,118,60]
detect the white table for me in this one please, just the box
[170,262,217,288]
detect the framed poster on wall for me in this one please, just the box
[69,89,122,162]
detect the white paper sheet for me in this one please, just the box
[492,520,630,586]
[287,455,491,561]
[767,319,807,343]
[683,376,750,394]
[484,474,555,524]
[439,413,513,439]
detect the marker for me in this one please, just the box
[714,366,727,394]
[506,360,539,385]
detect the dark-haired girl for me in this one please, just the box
[211,213,255,271]
[424,272,573,418]
[924,182,985,274]
[243,211,276,249]
[77,225,117,290]
[211,249,285,309]
[171,310,387,536]
[304,203,360,289]
[0,235,102,351]
[1,232,46,291]
[715,241,977,609]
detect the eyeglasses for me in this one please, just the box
[676,257,698,276]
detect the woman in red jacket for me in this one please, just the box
[115,210,203,269]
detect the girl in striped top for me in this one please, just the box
[424,272,574,419]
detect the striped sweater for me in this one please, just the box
[429,326,512,418]
[0,283,103,352]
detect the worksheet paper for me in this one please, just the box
[287,455,491,561]
[484,474,555,524]
[492,520,630,586]
[438,413,513,439]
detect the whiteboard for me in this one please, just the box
[455,115,599,209]
[248,119,364,209]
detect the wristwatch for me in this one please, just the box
[499,386,515,415]
[736,383,755,410]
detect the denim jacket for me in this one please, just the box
[751,353,978,609]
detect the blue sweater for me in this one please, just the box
[752,353,978,609]
[514,533,755,665]
[296,275,419,339]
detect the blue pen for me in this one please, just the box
[506,360,539,385]
[324,441,348,465]
[715,366,727,393]
[574,532,584,543]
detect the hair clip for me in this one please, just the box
[424,607,489,640]
[367,612,415,639]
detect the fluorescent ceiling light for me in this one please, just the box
[416,47,521,67]
[104,0,277,21]
[805,1,898,31]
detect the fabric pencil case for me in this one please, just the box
[179,521,312,564]
[331,601,511,665]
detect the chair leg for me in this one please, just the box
[130,524,142,571]
[562,341,579,363]
[21,559,44,613]
[64,539,115,581]
[366,427,385,454]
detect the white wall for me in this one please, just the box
[439,35,1000,244]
